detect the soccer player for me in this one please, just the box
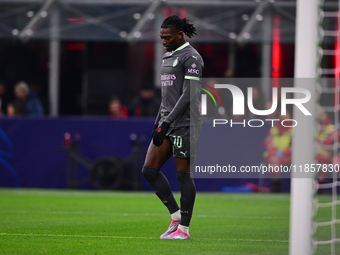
[142,15,203,239]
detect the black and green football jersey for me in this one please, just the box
[156,42,204,128]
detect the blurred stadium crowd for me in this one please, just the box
[0,40,294,117]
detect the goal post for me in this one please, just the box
[289,0,318,255]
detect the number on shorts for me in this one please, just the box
[173,136,182,148]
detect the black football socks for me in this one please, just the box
[176,171,196,227]
[142,166,179,214]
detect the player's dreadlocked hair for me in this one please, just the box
[161,15,197,38]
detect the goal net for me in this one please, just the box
[312,0,340,254]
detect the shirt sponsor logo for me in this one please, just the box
[187,68,199,74]
[161,73,176,86]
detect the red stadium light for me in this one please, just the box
[271,15,281,101]
[335,12,340,112]
[272,15,281,81]
[163,7,169,18]
[163,7,185,19]
[179,7,187,19]
[66,43,86,51]
[67,17,86,23]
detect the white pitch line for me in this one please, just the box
[0,190,291,201]
[0,210,289,220]
[0,233,154,240]
[0,233,289,243]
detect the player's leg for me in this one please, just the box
[174,157,195,239]
[144,138,173,168]
[163,127,198,239]
[142,139,180,222]
[163,158,195,240]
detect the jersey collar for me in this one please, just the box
[170,42,190,56]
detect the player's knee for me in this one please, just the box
[142,166,160,181]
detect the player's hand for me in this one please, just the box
[153,122,170,147]
[150,124,158,139]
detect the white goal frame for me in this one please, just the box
[289,0,318,255]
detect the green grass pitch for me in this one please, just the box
[0,189,292,255]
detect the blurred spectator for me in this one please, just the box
[129,82,160,117]
[223,68,233,78]
[316,109,334,164]
[0,81,9,115]
[108,96,128,119]
[6,101,25,117]
[316,108,334,185]
[332,128,340,166]
[14,81,44,116]
[263,111,293,192]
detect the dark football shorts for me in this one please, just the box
[166,125,201,158]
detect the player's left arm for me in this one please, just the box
[163,54,203,124]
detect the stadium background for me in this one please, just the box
[0,1,339,254]
[0,0,301,191]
